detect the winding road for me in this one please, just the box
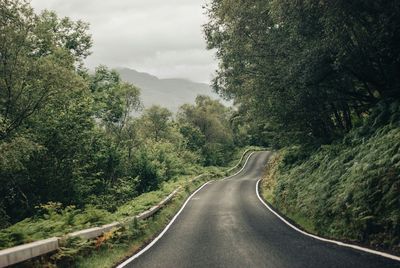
[119,151,400,268]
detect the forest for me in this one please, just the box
[205,0,400,146]
[1,0,400,263]
[205,0,400,253]
[0,0,241,235]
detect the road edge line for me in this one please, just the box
[117,152,257,267]
[255,179,400,262]
[116,181,212,267]
[223,151,255,180]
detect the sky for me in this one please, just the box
[30,0,217,83]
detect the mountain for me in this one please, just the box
[115,67,225,113]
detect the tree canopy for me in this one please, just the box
[178,95,234,165]
[0,0,239,229]
[205,0,400,146]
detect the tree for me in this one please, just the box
[90,66,142,134]
[178,95,234,165]
[139,105,173,142]
[0,0,98,222]
[204,0,400,146]
[0,0,92,140]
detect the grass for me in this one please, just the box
[3,146,256,267]
[0,204,117,250]
[261,121,400,254]
[0,162,227,250]
[261,153,280,204]
[0,177,181,250]
[74,178,207,268]
[73,147,260,267]
[261,153,317,234]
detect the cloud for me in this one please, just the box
[140,49,218,83]
[30,0,216,83]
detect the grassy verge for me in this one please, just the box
[260,153,317,233]
[1,159,238,250]
[260,124,400,254]
[72,147,260,268]
[73,177,209,268]
[223,146,264,174]
[6,146,256,267]
[0,173,206,250]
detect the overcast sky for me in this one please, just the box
[30,0,217,83]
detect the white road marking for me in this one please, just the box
[223,152,255,181]
[117,181,212,267]
[117,152,257,267]
[256,179,400,262]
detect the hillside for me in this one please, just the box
[116,68,225,112]
[262,102,400,254]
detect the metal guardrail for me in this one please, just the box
[225,148,253,174]
[0,149,255,267]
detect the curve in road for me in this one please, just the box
[118,151,400,268]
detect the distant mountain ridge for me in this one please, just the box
[116,67,223,112]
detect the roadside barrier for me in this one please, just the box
[0,149,256,267]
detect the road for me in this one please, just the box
[120,151,400,268]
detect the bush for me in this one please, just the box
[271,107,400,253]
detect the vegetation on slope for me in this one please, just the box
[116,67,224,113]
[262,104,400,253]
[0,147,254,267]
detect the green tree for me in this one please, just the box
[90,66,141,133]
[178,95,234,165]
[0,0,92,140]
[0,0,93,222]
[139,105,173,142]
[204,0,400,146]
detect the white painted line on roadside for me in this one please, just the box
[117,181,212,268]
[118,151,258,267]
[255,179,400,262]
[222,151,255,181]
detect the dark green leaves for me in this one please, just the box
[204,0,400,146]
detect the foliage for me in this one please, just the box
[0,142,249,251]
[206,0,400,252]
[266,106,400,252]
[0,0,91,140]
[0,202,115,250]
[138,105,172,142]
[0,0,95,223]
[0,0,244,258]
[178,95,235,165]
[205,0,400,146]
[90,65,141,130]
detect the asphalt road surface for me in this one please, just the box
[121,151,400,268]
